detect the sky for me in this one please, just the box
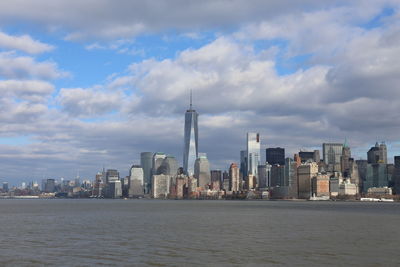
[0,0,400,185]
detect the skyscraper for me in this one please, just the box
[194,153,211,188]
[140,152,153,194]
[229,163,240,192]
[240,150,248,179]
[183,91,198,176]
[247,132,260,178]
[322,143,343,172]
[128,165,144,197]
[341,144,351,177]
[266,147,285,165]
[367,142,387,164]
[152,152,166,175]
[159,155,179,176]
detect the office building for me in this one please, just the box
[183,92,198,176]
[107,180,122,198]
[240,150,248,179]
[341,144,351,177]
[152,174,171,198]
[322,143,343,172]
[159,155,179,176]
[270,164,285,187]
[229,163,240,192]
[106,169,119,183]
[211,170,222,183]
[194,154,211,188]
[311,173,330,197]
[44,179,56,193]
[297,162,318,199]
[285,158,297,188]
[299,150,320,163]
[394,156,400,194]
[367,142,387,164]
[266,147,285,165]
[258,163,272,188]
[364,163,389,193]
[128,165,144,197]
[339,180,357,196]
[2,182,8,192]
[152,152,166,175]
[141,152,153,194]
[247,132,260,178]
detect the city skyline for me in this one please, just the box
[0,1,400,183]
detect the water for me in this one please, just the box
[0,199,399,266]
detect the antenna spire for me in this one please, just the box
[190,89,193,110]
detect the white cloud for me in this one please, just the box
[57,87,124,117]
[0,31,54,54]
[0,0,368,40]
[0,52,69,80]
[0,79,54,102]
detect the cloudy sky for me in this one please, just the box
[0,0,399,184]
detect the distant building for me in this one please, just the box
[211,170,221,183]
[285,158,298,193]
[229,163,240,192]
[340,144,351,177]
[247,132,260,179]
[107,180,122,198]
[311,173,330,197]
[44,179,56,193]
[266,147,285,165]
[297,162,318,199]
[364,163,389,193]
[152,152,166,175]
[183,93,198,176]
[339,180,357,196]
[294,153,301,166]
[141,152,153,194]
[240,150,248,179]
[128,165,144,197]
[299,151,314,163]
[194,154,211,188]
[323,143,343,172]
[106,169,119,184]
[246,174,256,190]
[356,159,368,191]
[2,182,8,192]
[270,164,285,187]
[152,174,171,198]
[367,186,392,195]
[367,142,387,164]
[159,155,179,176]
[258,163,272,188]
[175,175,187,199]
[394,156,400,194]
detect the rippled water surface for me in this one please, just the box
[0,199,399,266]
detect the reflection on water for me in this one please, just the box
[0,199,399,266]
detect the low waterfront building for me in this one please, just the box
[367,186,392,195]
[311,173,330,197]
[338,180,357,196]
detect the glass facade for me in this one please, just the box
[183,107,198,176]
[247,132,260,178]
[322,143,343,172]
[140,152,153,194]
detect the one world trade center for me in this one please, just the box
[183,91,198,176]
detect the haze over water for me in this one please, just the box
[0,200,399,266]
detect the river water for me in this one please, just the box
[0,199,399,266]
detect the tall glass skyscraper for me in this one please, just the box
[247,132,260,178]
[183,92,198,176]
